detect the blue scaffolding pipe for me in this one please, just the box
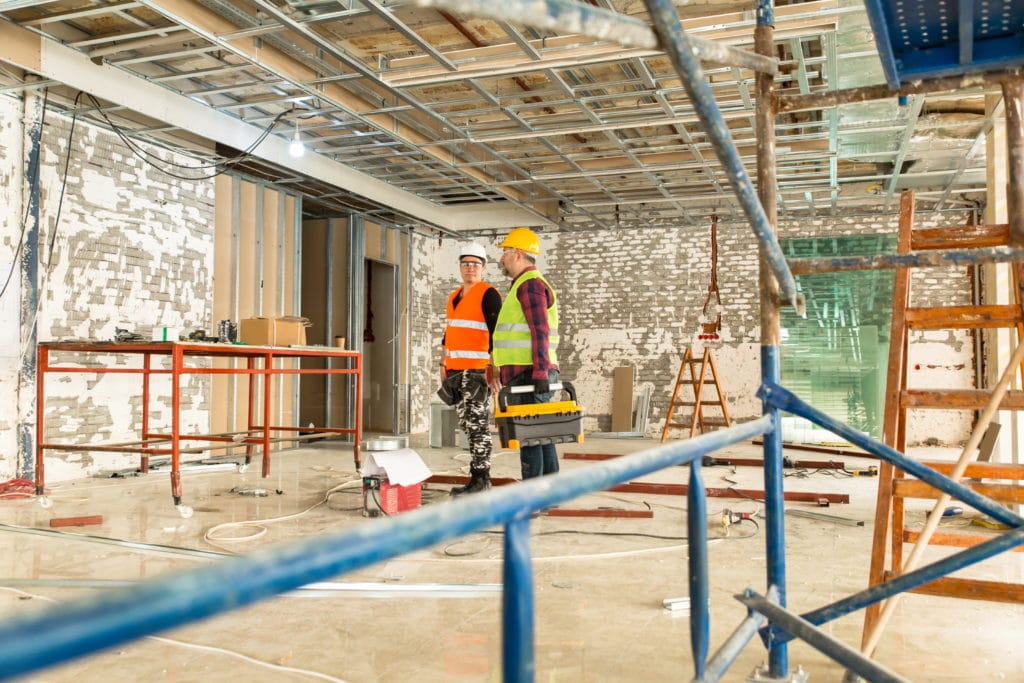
[737,592,910,683]
[503,516,534,682]
[0,416,772,680]
[687,462,710,677]
[643,0,799,309]
[760,382,1024,528]
[697,586,775,682]
[759,346,789,677]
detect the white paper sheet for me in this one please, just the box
[361,448,432,486]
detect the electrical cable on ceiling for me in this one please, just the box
[1,91,297,307]
[79,92,293,180]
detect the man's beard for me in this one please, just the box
[500,262,511,277]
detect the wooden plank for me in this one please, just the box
[892,479,1024,503]
[607,481,849,503]
[920,460,1024,479]
[563,452,620,460]
[977,421,1002,462]
[611,366,634,432]
[903,529,1024,552]
[909,224,1009,250]
[905,304,1023,330]
[426,475,519,487]
[50,516,103,527]
[902,389,1024,410]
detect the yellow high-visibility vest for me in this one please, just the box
[493,271,558,367]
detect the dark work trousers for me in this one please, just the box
[454,369,492,474]
[507,369,560,479]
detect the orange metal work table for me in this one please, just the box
[36,341,362,509]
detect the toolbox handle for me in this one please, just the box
[498,382,575,411]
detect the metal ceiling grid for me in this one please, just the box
[0,0,1007,231]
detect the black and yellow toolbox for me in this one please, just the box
[494,382,584,449]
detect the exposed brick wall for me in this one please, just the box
[416,211,976,447]
[0,96,215,481]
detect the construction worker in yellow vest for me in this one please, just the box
[493,227,561,479]
[439,243,502,496]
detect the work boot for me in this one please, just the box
[450,470,491,497]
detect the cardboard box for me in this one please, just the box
[239,316,309,346]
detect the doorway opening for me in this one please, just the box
[363,259,398,434]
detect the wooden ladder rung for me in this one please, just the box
[903,529,1024,552]
[899,575,1024,604]
[901,389,1024,410]
[660,347,733,441]
[921,460,1024,479]
[905,304,1024,330]
[865,194,1024,646]
[910,224,1009,250]
[892,479,1024,504]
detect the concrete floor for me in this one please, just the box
[1,436,1022,682]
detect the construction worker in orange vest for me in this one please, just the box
[439,243,502,495]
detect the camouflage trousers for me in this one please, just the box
[454,369,492,473]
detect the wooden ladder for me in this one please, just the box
[863,190,1024,650]
[660,347,733,441]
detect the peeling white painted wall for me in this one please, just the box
[0,95,26,480]
[0,95,215,483]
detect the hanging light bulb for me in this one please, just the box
[288,118,305,157]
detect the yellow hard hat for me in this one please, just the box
[499,227,541,255]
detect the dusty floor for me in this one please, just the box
[1,435,1022,682]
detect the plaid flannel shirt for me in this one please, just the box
[499,267,558,385]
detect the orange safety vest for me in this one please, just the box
[444,281,496,371]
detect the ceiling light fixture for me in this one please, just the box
[288,118,305,157]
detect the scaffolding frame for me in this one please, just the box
[1,1,1024,681]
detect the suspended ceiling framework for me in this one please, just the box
[0,0,1003,234]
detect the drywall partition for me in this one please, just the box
[300,217,409,436]
[210,176,301,442]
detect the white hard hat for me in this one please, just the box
[459,243,488,263]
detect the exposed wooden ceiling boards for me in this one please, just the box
[0,0,997,232]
